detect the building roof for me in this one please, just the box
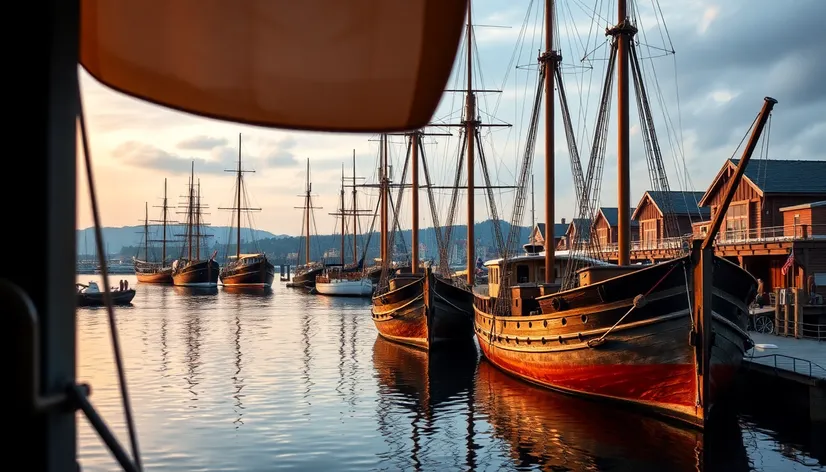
[568,218,592,240]
[597,207,639,227]
[731,158,826,195]
[633,191,710,220]
[535,222,568,240]
[779,200,826,212]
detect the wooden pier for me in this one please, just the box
[744,333,826,421]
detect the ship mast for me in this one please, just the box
[143,201,149,261]
[542,0,559,282]
[196,178,201,260]
[410,132,420,274]
[465,1,476,285]
[236,134,242,259]
[380,134,388,263]
[305,159,311,265]
[613,0,634,266]
[352,150,358,264]
[188,162,194,260]
[340,164,345,265]
[162,178,168,263]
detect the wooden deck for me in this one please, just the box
[745,333,826,385]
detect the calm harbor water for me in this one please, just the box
[77,275,824,471]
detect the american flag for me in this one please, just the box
[781,251,795,275]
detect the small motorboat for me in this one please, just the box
[76,281,136,307]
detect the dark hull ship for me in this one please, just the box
[474,255,756,427]
[172,259,220,287]
[218,134,276,289]
[290,264,324,287]
[372,269,474,349]
[172,163,218,287]
[221,255,275,288]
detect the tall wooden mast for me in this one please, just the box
[410,132,420,273]
[188,161,194,260]
[542,0,559,282]
[465,1,476,285]
[380,134,389,263]
[340,164,346,265]
[196,178,201,260]
[305,158,311,265]
[162,178,168,263]
[613,0,634,266]
[236,134,242,259]
[352,150,358,264]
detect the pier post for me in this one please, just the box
[784,294,791,337]
[774,288,781,335]
[793,287,802,339]
[811,386,826,422]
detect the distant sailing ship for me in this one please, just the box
[288,159,325,287]
[219,134,275,288]
[134,178,175,283]
[171,163,219,287]
[315,152,373,297]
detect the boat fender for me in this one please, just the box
[586,337,605,348]
[743,337,755,351]
[633,294,646,308]
[551,297,567,311]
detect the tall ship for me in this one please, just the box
[134,178,175,283]
[171,163,219,287]
[288,159,325,287]
[315,152,374,297]
[219,134,275,288]
[472,0,766,428]
[371,1,512,350]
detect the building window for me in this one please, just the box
[725,203,748,241]
[641,219,657,249]
[794,214,800,225]
[598,228,609,247]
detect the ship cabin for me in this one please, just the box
[474,250,611,317]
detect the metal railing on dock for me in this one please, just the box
[746,353,826,380]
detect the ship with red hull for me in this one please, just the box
[172,162,218,287]
[372,269,473,349]
[474,255,755,427]
[135,266,173,284]
[134,179,175,284]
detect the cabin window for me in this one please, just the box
[641,219,658,249]
[516,265,529,284]
[725,202,748,241]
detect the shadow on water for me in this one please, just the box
[372,336,479,471]
[475,360,753,472]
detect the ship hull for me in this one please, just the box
[220,259,276,288]
[315,277,373,297]
[135,268,173,284]
[473,255,755,427]
[290,265,324,287]
[172,259,219,287]
[372,270,474,350]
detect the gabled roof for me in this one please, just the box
[632,191,710,220]
[595,207,639,228]
[533,222,568,241]
[567,218,591,240]
[699,159,826,206]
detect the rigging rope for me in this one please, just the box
[79,94,143,471]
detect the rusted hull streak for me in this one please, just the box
[220,260,276,287]
[172,259,219,287]
[372,272,474,350]
[474,255,755,427]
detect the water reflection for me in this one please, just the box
[173,286,219,297]
[373,336,479,470]
[183,304,202,407]
[300,309,314,405]
[476,360,754,472]
[232,307,245,428]
[222,285,274,296]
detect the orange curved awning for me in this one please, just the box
[80,0,467,132]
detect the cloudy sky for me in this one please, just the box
[77,0,825,237]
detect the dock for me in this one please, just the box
[744,333,826,421]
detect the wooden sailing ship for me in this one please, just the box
[287,159,325,288]
[134,179,175,283]
[473,0,770,428]
[315,152,374,297]
[373,2,511,349]
[171,163,219,287]
[218,134,275,288]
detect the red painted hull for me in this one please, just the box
[474,255,755,427]
[372,271,473,350]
